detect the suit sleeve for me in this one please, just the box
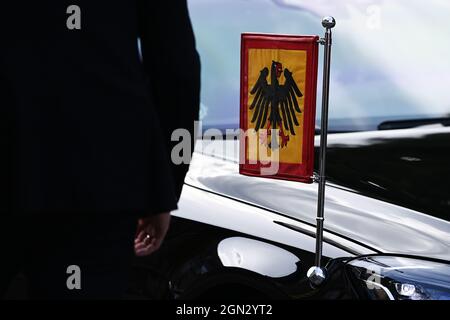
[137,0,201,202]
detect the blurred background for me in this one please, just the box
[187,0,450,132]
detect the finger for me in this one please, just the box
[136,247,156,257]
[135,245,154,256]
[134,242,147,252]
[134,236,155,251]
[135,239,157,256]
[136,218,146,234]
[134,231,146,244]
[135,246,154,257]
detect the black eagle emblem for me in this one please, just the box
[250,61,303,149]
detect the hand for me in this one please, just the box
[134,212,171,257]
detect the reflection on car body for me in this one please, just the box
[130,127,450,300]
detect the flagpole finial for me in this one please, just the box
[322,16,336,29]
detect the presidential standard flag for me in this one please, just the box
[240,34,319,183]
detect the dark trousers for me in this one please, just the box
[0,214,137,299]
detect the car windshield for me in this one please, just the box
[188,0,450,132]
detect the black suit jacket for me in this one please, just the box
[0,1,200,216]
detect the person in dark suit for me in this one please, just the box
[0,0,200,299]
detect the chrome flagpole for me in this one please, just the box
[307,16,336,286]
